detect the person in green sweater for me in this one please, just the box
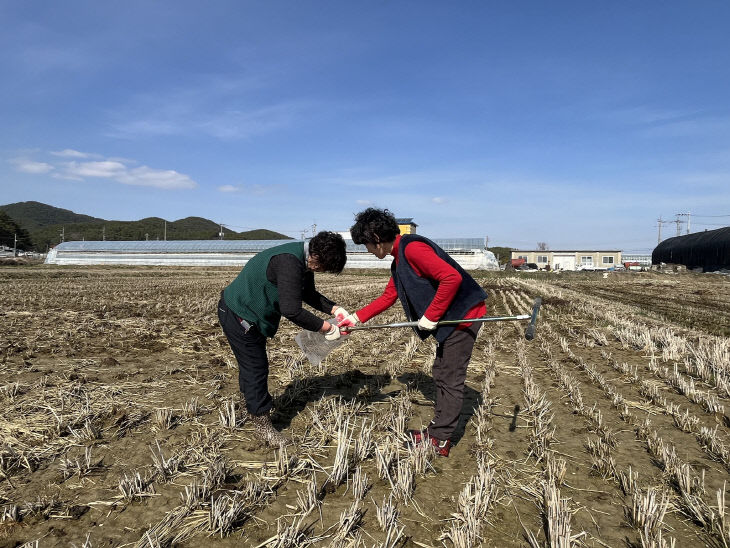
[217,232,350,447]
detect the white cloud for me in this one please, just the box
[356,199,372,206]
[50,172,84,182]
[115,166,196,190]
[64,160,126,178]
[51,149,93,158]
[11,159,54,174]
[432,197,447,204]
[218,184,241,193]
[12,150,197,190]
[218,183,285,195]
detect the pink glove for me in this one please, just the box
[333,306,350,323]
[337,313,360,336]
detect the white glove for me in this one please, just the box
[417,315,438,331]
[333,306,350,323]
[324,323,341,341]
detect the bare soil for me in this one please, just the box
[1,267,729,547]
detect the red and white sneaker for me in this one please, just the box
[407,429,451,457]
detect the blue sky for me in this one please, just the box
[2,1,729,252]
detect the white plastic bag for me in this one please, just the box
[294,318,346,365]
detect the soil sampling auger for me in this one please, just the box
[343,297,542,339]
[295,297,542,366]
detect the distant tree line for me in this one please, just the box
[29,220,290,251]
[0,212,33,250]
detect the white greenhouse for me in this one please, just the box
[45,239,499,270]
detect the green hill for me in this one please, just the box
[0,202,292,251]
[0,201,102,231]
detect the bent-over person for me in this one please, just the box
[218,232,350,447]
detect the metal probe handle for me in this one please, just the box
[341,297,542,341]
[341,314,530,331]
[524,297,542,341]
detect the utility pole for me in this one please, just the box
[677,212,691,234]
[485,236,489,249]
[60,226,65,243]
[13,233,17,257]
[219,224,224,240]
[674,216,682,237]
[311,223,317,237]
[657,217,663,244]
[300,229,307,240]
[164,221,167,241]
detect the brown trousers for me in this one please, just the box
[426,322,481,441]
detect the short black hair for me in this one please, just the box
[350,208,400,245]
[309,231,347,273]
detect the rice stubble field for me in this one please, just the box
[1,266,730,547]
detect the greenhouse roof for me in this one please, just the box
[54,237,487,254]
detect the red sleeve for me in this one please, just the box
[405,242,461,322]
[356,276,398,323]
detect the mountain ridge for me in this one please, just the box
[0,201,292,250]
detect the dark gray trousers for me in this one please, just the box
[217,297,273,416]
[426,322,481,441]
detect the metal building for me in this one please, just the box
[652,227,730,272]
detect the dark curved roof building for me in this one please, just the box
[652,227,730,272]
